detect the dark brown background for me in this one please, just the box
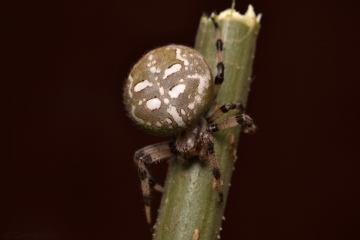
[1,0,359,239]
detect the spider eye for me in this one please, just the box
[123,45,214,136]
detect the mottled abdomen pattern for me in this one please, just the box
[123,45,213,136]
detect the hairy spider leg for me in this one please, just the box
[199,131,224,202]
[211,17,225,99]
[134,141,174,226]
[207,102,245,123]
[208,114,256,134]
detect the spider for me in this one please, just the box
[123,18,256,226]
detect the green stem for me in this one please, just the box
[153,6,261,240]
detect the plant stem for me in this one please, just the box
[153,6,261,240]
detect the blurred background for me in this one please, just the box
[1,0,359,239]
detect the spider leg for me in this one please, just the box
[134,141,174,226]
[207,102,245,123]
[200,131,223,202]
[208,114,256,134]
[211,17,224,99]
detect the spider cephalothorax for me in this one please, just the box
[123,18,256,226]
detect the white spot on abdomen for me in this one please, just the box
[150,66,156,73]
[195,95,201,103]
[134,80,153,92]
[131,105,144,124]
[128,75,134,98]
[146,98,162,110]
[187,73,210,94]
[163,64,182,79]
[167,105,185,127]
[168,84,186,98]
[176,48,189,65]
[188,102,195,109]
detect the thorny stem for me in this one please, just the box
[153,5,261,240]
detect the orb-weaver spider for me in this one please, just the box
[123,18,256,226]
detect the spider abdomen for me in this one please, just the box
[123,45,214,136]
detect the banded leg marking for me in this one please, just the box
[200,131,223,202]
[208,114,256,134]
[207,102,245,123]
[211,17,224,98]
[134,141,174,226]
